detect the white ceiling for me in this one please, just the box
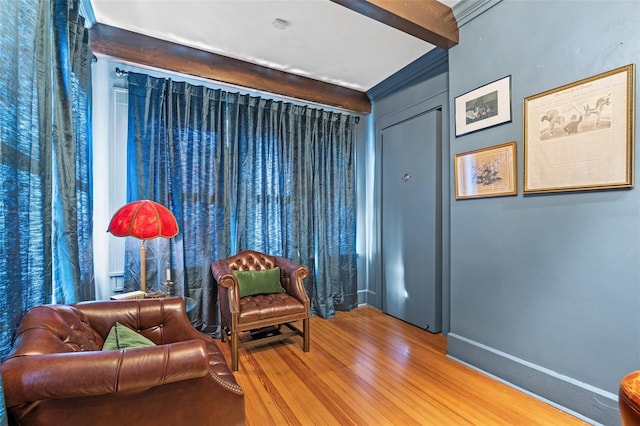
[90,0,460,92]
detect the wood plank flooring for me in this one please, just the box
[215,306,588,425]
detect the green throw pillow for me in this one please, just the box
[102,322,156,350]
[233,267,286,298]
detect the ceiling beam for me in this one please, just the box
[329,0,458,49]
[89,24,371,113]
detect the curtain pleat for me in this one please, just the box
[126,72,357,329]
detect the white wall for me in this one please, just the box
[91,59,128,300]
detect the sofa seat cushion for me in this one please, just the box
[238,293,305,323]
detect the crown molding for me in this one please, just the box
[367,48,448,101]
[453,0,503,27]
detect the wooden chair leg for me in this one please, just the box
[303,317,310,352]
[231,331,239,372]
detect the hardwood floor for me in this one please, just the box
[215,306,588,425]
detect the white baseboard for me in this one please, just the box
[447,332,618,426]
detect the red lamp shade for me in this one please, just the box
[108,200,178,240]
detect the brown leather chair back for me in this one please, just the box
[224,250,277,272]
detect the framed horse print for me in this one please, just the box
[524,64,635,194]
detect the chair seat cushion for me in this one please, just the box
[239,293,305,323]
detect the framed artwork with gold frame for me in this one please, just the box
[524,64,635,194]
[455,141,517,200]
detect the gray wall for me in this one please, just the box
[447,1,639,424]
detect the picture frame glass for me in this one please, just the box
[455,142,517,199]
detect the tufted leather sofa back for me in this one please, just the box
[74,298,196,345]
[4,297,195,359]
[8,305,104,357]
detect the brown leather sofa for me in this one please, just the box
[1,297,244,425]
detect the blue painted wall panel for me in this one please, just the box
[448,0,640,423]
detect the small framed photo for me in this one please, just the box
[455,76,512,137]
[455,141,517,199]
[524,64,635,193]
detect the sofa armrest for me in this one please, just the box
[274,256,310,305]
[1,340,209,408]
[211,260,240,320]
[211,260,236,289]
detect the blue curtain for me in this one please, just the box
[231,94,358,317]
[50,0,94,304]
[0,0,93,421]
[126,73,357,331]
[126,77,227,331]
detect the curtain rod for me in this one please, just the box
[111,66,360,122]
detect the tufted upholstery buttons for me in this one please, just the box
[228,251,276,272]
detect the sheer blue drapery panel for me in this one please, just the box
[233,99,357,317]
[0,0,93,421]
[307,109,357,316]
[0,0,46,422]
[127,75,230,331]
[51,0,94,303]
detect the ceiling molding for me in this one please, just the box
[89,23,372,113]
[78,0,96,25]
[453,0,503,27]
[368,48,448,101]
[329,0,458,49]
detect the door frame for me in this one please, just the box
[371,89,451,334]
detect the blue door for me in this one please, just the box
[381,109,442,332]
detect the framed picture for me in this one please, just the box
[455,76,512,137]
[524,64,635,194]
[454,141,517,199]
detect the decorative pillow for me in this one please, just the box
[102,322,156,350]
[233,267,286,298]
